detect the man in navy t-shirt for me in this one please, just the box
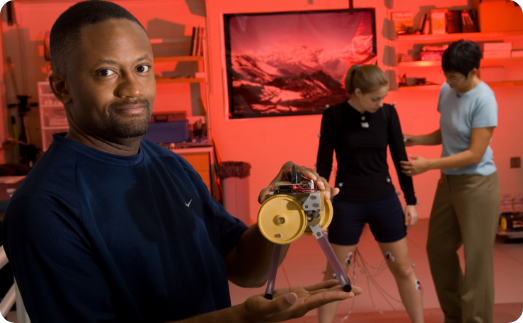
[1,1,360,322]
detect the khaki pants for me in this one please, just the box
[427,172,500,323]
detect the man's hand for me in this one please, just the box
[400,155,432,176]
[239,280,362,323]
[403,134,418,147]
[404,205,419,230]
[258,161,339,204]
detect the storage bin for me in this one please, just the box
[142,121,189,143]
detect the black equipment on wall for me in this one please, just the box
[6,1,14,26]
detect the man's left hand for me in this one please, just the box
[258,161,339,203]
[400,155,432,176]
[240,280,363,323]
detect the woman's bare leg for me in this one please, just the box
[317,243,358,323]
[378,238,424,323]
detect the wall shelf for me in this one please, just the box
[398,85,441,92]
[40,105,63,109]
[42,126,68,130]
[398,80,523,92]
[399,57,523,67]
[154,56,203,62]
[150,37,191,44]
[488,80,523,87]
[395,31,523,43]
[155,77,205,84]
[44,56,203,67]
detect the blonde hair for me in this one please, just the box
[344,64,389,95]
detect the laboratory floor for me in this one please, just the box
[228,219,523,323]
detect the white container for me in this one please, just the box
[512,50,523,58]
[483,50,512,59]
[39,94,63,108]
[484,42,512,51]
[38,82,69,151]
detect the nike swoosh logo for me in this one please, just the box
[185,199,192,207]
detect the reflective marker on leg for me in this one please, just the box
[310,224,352,292]
[385,252,395,262]
[346,251,354,264]
[264,244,282,299]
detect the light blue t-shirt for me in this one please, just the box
[438,82,498,176]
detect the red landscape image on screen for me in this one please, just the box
[226,10,377,117]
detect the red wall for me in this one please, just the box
[205,0,523,224]
[1,0,522,225]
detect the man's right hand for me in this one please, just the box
[238,280,362,322]
[403,134,417,147]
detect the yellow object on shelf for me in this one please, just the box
[501,217,508,231]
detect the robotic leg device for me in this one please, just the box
[259,166,351,299]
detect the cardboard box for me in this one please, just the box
[150,111,187,123]
[479,1,523,32]
[397,54,413,62]
[483,50,512,59]
[431,10,447,35]
[479,66,505,82]
[484,42,513,51]
[512,50,523,58]
[421,51,444,61]
[391,11,414,34]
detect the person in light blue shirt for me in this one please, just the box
[438,81,497,176]
[401,40,500,323]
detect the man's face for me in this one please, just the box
[65,19,156,141]
[443,70,476,92]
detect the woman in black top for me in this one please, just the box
[316,65,423,323]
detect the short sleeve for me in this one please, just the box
[471,93,498,128]
[437,83,448,113]
[210,198,248,256]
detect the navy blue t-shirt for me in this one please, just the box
[2,134,248,323]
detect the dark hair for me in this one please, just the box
[50,0,146,74]
[442,40,482,77]
[344,64,389,95]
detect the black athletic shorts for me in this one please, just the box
[327,193,406,245]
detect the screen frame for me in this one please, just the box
[223,8,378,119]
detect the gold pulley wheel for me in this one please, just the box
[304,198,333,236]
[257,195,307,244]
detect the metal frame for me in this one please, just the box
[0,245,30,322]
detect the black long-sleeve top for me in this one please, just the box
[316,101,417,205]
